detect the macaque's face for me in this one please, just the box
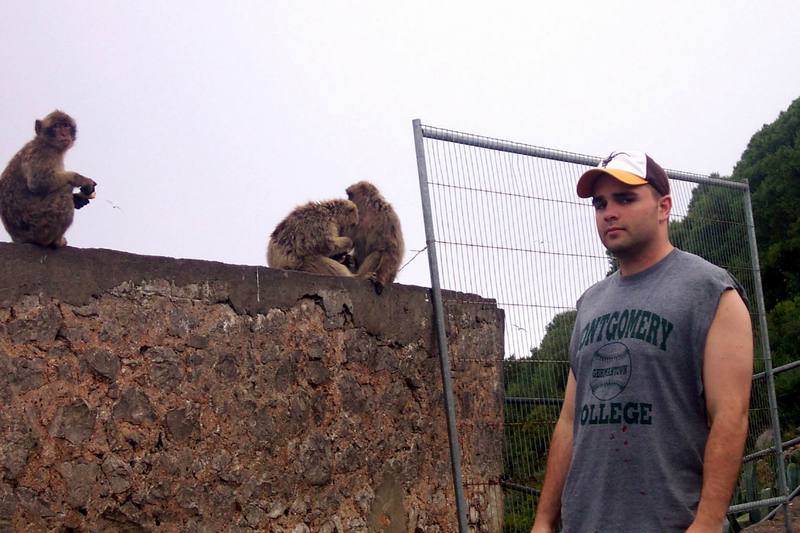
[48,122,75,149]
[37,113,77,151]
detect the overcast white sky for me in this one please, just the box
[2,1,799,292]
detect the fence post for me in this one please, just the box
[413,119,469,533]
[743,187,792,533]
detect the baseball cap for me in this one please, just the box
[577,150,670,198]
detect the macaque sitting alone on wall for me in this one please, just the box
[0,110,97,247]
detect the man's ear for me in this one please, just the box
[658,194,673,223]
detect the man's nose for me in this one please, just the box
[603,206,619,222]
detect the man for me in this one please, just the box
[531,151,753,532]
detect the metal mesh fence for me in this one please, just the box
[412,121,794,532]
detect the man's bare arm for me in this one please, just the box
[688,289,753,532]
[531,371,576,533]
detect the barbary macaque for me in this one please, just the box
[267,199,358,276]
[0,110,97,247]
[345,181,404,294]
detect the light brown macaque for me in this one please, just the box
[345,181,404,294]
[0,110,97,247]
[267,199,358,276]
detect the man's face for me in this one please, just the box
[591,175,668,259]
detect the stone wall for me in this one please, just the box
[0,243,504,532]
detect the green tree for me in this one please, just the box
[503,310,575,527]
[668,178,756,304]
[734,96,800,434]
[766,296,800,433]
[669,96,800,430]
[734,96,800,309]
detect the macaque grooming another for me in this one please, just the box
[345,181,404,294]
[267,199,358,277]
[0,110,97,247]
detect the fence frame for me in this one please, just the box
[413,120,469,533]
[412,119,795,531]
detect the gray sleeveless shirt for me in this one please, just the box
[561,249,744,532]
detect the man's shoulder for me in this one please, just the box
[671,249,731,280]
[671,248,749,307]
[673,248,719,267]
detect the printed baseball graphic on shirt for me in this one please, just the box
[590,342,631,400]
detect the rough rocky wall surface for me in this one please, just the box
[0,243,504,532]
